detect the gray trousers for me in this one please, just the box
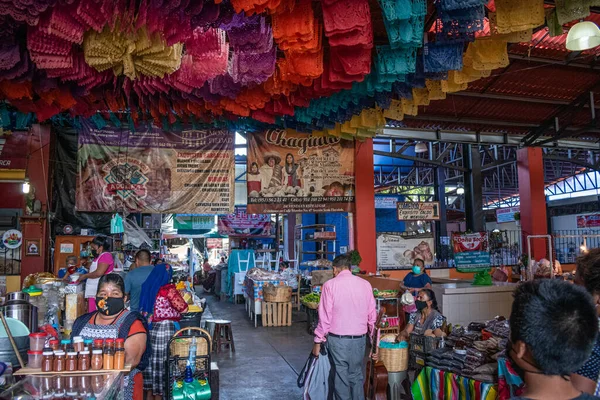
[327,335,367,400]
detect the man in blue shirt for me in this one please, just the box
[125,249,154,312]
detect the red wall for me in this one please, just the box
[0,182,25,209]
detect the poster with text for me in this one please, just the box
[577,214,600,228]
[246,129,355,213]
[376,233,435,270]
[76,120,234,213]
[397,202,441,221]
[452,232,491,271]
[218,207,272,236]
[496,206,520,223]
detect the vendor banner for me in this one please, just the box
[218,207,272,236]
[496,206,520,223]
[174,215,215,231]
[452,232,491,271]
[397,202,441,221]
[76,120,235,213]
[376,233,435,270]
[577,214,600,228]
[246,129,355,214]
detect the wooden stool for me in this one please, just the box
[262,302,292,327]
[213,321,235,353]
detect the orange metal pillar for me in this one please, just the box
[517,147,548,261]
[354,139,377,273]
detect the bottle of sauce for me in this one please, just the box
[49,340,60,351]
[91,349,103,370]
[114,338,125,370]
[41,350,54,372]
[93,339,104,352]
[78,349,91,371]
[60,339,71,352]
[53,350,66,372]
[73,336,84,352]
[66,352,78,372]
[104,338,115,353]
[103,346,114,370]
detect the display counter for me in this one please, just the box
[431,281,517,327]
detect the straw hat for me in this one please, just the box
[263,151,281,164]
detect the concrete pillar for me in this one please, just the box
[463,144,484,232]
[517,147,548,261]
[354,139,376,273]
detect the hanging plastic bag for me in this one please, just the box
[299,346,330,400]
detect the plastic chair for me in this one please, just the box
[237,253,251,272]
[269,251,281,272]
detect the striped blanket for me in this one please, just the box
[411,366,498,400]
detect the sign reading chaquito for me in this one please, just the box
[76,120,235,213]
[246,129,355,214]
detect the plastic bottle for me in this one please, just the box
[188,336,197,373]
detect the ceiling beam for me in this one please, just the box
[373,150,468,172]
[508,54,600,70]
[451,92,600,108]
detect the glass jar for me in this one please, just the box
[91,349,103,370]
[114,338,125,370]
[54,376,65,396]
[104,338,115,353]
[79,376,91,396]
[60,339,71,352]
[29,332,47,351]
[27,350,43,369]
[66,352,78,372]
[84,339,94,348]
[78,350,90,371]
[41,351,54,372]
[103,347,114,370]
[93,339,104,352]
[73,336,84,352]
[49,340,60,351]
[53,350,66,372]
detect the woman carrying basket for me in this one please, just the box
[396,289,446,342]
[139,264,189,400]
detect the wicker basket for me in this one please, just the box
[169,327,212,358]
[263,283,292,302]
[303,301,319,310]
[378,334,409,372]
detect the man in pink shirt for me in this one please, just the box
[312,253,377,400]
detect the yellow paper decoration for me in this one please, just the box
[489,12,533,42]
[425,80,447,100]
[412,88,431,106]
[464,39,509,71]
[383,99,404,121]
[442,73,469,93]
[494,0,545,34]
[401,98,419,116]
[84,25,183,80]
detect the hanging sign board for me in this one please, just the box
[396,202,441,221]
[577,214,600,228]
[376,233,435,270]
[174,215,214,231]
[452,232,491,271]
[217,207,272,236]
[75,120,235,214]
[375,196,398,209]
[246,129,355,214]
[496,207,520,223]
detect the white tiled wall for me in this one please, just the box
[438,292,513,327]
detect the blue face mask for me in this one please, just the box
[412,266,421,274]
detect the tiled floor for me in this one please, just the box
[200,291,314,400]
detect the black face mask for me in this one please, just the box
[507,343,558,381]
[95,296,125,316]
[415,300,428,311]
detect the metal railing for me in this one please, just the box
[552,230,600,264]
[0,246,21,275]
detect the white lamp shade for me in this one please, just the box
[22,181,30,194]
[566,21,600,51]
[456,187,465,195]
[415,142,428,153]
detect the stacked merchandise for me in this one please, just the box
[425,318,509,383]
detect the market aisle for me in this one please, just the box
[201,293,314,399]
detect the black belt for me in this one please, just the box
[329,333,366,339]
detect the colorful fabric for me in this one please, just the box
[313,270,377,343]
[152,284,189,323]
[497,357,524,400]
[139,263,172,317]
[143,320,175,395]
[411,366,498,400]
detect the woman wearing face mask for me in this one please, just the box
[396,288,446,343]
[401,259,432,293]
[78,236,115,312]
[71,274,148,400]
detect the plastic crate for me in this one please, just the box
[178,311,203,329]
[409,351,427,370]
[409,333,441,355]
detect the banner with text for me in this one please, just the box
[218,207,272,236]
[452,232,491,272]
[577,214,600,228]
[246,129,355,214]
[76,121,234,213]
[174,215,215,231]
[397,202,441,221]
[496,207,520,223]
[376,233,435,270]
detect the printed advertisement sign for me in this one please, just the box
[174,215,215,231]
[206,238,223,249]
[76,120,235,214]
[496,207,520,223]
[246,129,355,214]
[397,202,441,221]
[452,232,491,271]
[375,196,398,209]
[577,214,600,228]
[0,131,28,170]
[218,207,272,236]
[376,233,435,270]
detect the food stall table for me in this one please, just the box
[411,366,497,400]
[244,277,288,327]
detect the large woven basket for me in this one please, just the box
[263,283,292,302]
[170,327,212,358]
[378,334,409,372]
[303,301,319,310]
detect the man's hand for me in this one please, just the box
[312,343,321,357]
[371,352,379,361]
